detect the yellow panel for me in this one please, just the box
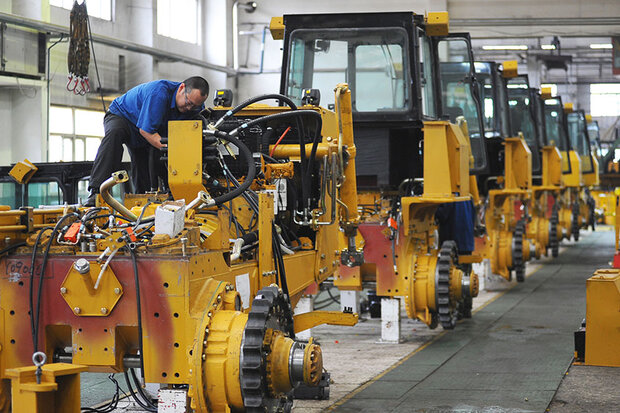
[502,60,518,78]
[9,159,37,185]
[585,114,593,123]
[269,16,284,40]
[564,102,574,113]
[425,12,449,36]
[168,120,207,202]
[540,87,553,99]
[585,270,620,367]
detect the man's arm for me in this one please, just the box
[139,129,166,149]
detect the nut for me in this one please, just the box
[114,287,121,295]
[100,307,108,315]
[60,287,67,294]
[73,258,90,274]
[73,307,81,314]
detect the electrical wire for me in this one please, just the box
[30,213,78,353]
[0,241,26,257]
[86,4,107,112]
[270,126,291,157]
[80,374,124,413]
[123,371,157,412]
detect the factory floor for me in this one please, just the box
[86,228,620,412]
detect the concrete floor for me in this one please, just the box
[83,228,618,412]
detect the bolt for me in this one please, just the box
[217,294,222,302]
[73,258,90,274]
[207,311,212,318]
[60,287,67,294]
[205,327,209,334]
[320,254,326,259]
[100,307,108,315]
[172,170,177,176]
[203,340,207,347]
[114,287,121,295]
[73,307,81,314]
[202,354,206,361]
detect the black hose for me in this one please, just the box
[225,109,321,210]
[0,241,26,256]
[128,248,147,379]
[123,371,157,412]
[32,213,78,353]
[221,93,299,119]
[210,134,256,206]
[29,228,52,352]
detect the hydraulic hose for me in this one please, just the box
[208,134,256,206]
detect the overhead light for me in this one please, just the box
[482,45,528,51]
[590,43,612,49]
[541,44,556,50]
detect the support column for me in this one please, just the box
[294,295,314,341]
[380,297,401,343]
[339,290,360,314]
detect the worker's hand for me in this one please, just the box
[140,129,167,149]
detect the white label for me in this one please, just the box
[275,179,287,211]
[235,273,251,309]
[158,389,188,413]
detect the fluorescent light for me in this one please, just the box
[590,43,612,49]
[482,45,528,51]
[541,44,556,50]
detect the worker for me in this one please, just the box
[84,76,209,206]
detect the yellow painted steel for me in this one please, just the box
[269,16,284,40]
[501,60,518,78]
[167,120,206,202]
[293,311,359,333]
[425,12,449,36]
[0,86,362,411]
[422,121,470,197]
[481,135,532,280]
[59,262,124,317]
[8,159,37,185]
[334,84,360,227]
[584,269,620,367]
[6,363,87,413]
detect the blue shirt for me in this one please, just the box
[109,80,203,148]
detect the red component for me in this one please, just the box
[387,217,398,230]
[125,227,137,242]
[63,222,81,243]
[613,252,620,269]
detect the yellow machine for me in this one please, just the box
[574,209,620,367]
[274,12,481,329]
[564,106,599,237]
[0,86,362,412]
[474,61,534,282]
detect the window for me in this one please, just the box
[49,106,104,162]
[286,28,410,112]
[50,0,112,21]
[157,0,199,44]
[591,83,620,116]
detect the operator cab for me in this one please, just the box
[566,110,595,175]
[543,96,572,175]
[279,12,487,191]
[505,75,543,176]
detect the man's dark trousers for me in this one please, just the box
[89,112,161,194]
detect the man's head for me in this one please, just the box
[176,76,209,113]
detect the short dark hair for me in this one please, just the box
[183,76,209,97]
